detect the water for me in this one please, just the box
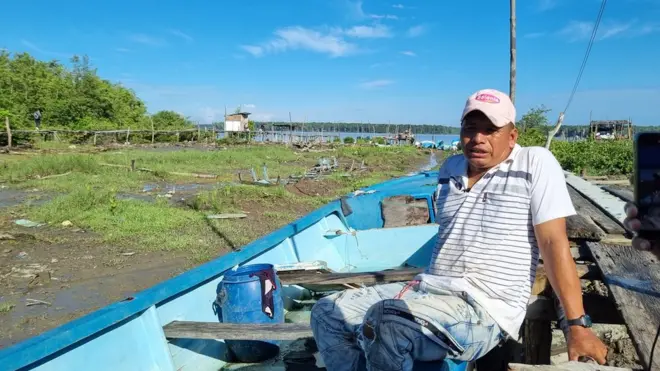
[217,131,459,144]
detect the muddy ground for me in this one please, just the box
[0,145,437,349]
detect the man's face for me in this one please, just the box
[460,110,518,171]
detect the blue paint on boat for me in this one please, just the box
[219,264,284,362]
[0,169,474,371]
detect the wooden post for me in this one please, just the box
[197,126,201,142]
[130,159,135,172]
[177,132,180,142]
[150,116,155,144]
[4,116,11,148]
[509,0,516,104]
[93,132,97,146]
[125,128,130,144]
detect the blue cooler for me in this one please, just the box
[218,263,284,363]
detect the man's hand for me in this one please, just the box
[534,218,608,365]
[567,326,608,364]
[623,202,660,258]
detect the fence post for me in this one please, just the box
[93,132,97,146]
[150,117,155,144]
[4,116,11,148]
[125,128,130,144]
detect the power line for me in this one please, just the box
[563,0,608,114]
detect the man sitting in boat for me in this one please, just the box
[310,88,607,370]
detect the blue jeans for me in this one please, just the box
[310,282,503,371]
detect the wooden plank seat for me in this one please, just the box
[164,265,622,341]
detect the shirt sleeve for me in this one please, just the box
[528,147,577,226]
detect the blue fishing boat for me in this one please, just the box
[0,170,551,371]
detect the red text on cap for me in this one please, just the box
[475,93,500,104]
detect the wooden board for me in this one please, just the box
[586,242,660,370]
[278,267,424,286]
[508,362,632,371]
[278,264,597,289]
[601,186,633,204]
[568,186,626,235]
[381,195,430,228]
[163,322,313,340]
[566,214,606,240]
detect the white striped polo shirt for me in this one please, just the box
[416,144,576,338]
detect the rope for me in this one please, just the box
[562,0,608,114]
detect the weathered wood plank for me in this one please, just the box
[586,242,660,370]
[381,195,430,228]
[568,186,625,235]
[508,362,632,370]
[566,214,605,240]
[564,172,627,226]
[523,318,552,364]
[277,267,424,286]
[601,186,633,204]
[163,322,313,340]
[278,264,598,287]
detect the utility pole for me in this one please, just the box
[509,0,516,104]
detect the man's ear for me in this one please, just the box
[509,124,518,148]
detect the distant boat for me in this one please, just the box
[0,171,484,371]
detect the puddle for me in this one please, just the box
[0,187,53,209]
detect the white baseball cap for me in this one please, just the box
[461,89,516,128]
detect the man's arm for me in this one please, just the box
[534,218,584,324]
[527,147,607,364]
[534,217,607,364]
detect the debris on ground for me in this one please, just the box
[61,220,73,227]
[207,213,248,220]
[0,233,15,240]
[17,251,28,259]
[15,219,45,228]
[25,298,51,307]
[119,252,136,256]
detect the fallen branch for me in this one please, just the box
[99,163,217,179]
[545,112,565,149]
[25,298,51,307]
[35,171,72,180]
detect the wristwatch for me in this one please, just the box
[566,314,593,328]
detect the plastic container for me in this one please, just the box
[218,263,284,363]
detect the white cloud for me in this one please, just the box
[557,19,653,42]
[241,26,357,57]
[115,47,131,53]
[241,45,264,57]
[371,14,399,20]
[407,25,427,37]
[359,79,394,89]
[344,25,392,38]
[243,104,256,109]
[400,50,416,57]
[129,33,166,46]
[392,4,405,8]
[348,0,399,21]
[169,29,194,43]
[21,39,70,58]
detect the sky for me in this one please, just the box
[2,0,660,126]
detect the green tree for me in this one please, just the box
[151,111,194,130]
[518,105,551,133]
[0,50,148,130]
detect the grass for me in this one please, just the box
[0,302,15,314]
[4,143,439,263]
